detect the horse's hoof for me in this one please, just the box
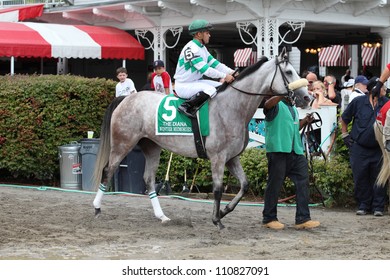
[94,208,101,218]
[161,216,171,223]
[216,223,225,230]
[213,220,225,230]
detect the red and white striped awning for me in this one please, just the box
[234,48,257,67]
[318,45,349,67]
[0,22,144,60]
[362,46,379,66]
[0,4,44,22]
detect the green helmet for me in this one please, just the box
[188,19,213,35]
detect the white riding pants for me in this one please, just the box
[175,80,222,99]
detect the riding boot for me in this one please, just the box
[178,91,209,119]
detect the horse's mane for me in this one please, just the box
[235,56,269,82]
[217,56,269,93]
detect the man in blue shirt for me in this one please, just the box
[341,76,389,216]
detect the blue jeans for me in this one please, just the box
[262,152,311,225]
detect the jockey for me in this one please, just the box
[174,19,235,118]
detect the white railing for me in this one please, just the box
[0,0,65,8]
[248,106,338,154]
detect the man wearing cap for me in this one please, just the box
[349,75,369,103]
[341,76,389,217]
[340,78,354,112]
[151,60,173,95]
[174,19,235,118]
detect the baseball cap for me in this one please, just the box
[367,76,379,92]
[343,78,355,88]
[153,60,164,69]
[354,75,369,85]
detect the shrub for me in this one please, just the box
[0,74,115,183]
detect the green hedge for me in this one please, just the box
[0,74,115,183]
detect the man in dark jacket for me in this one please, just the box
[341,77,389,216]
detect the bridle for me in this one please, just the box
[228,55,296,104]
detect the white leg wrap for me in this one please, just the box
[384,110,390,140]
[93,184,106,209]
[149,191,170,222]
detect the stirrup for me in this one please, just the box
[178,105,196,118]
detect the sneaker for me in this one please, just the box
[356,210,367,215]
[294,220,320,229]
[263,221,285,230]
[374,211,384,217]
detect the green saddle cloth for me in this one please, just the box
[156,94,209,136]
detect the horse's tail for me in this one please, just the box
[92,96,126,191]
[374,121,390,187]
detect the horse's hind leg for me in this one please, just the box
[93,146,129,216]
[139,139,170,222]
[220,156,249,219]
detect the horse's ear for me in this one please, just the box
[279,47,288,62]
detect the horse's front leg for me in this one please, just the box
[220,156,249,219]
[141,142,170,223]
[210,158,226,230]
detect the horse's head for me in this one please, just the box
[269,49,311,108]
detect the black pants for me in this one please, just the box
[349,143,387,212]
[262,152,311,224]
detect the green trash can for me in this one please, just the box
[58,142,82,190]
[80,138,100,191]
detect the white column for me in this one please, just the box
[10,56,14,76]
[350,45,359,78]
[381,36,390,70]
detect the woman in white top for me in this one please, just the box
[310,81,338,109]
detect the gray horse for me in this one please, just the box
[92,50,311,230]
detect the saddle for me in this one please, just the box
[156,94,209,158]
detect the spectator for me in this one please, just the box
[115,67,137,97]
[151,60,174,95]
[340,78,354,112]
[305,72,318,98]
[349,75,368,102]
[341,69,352,85]
[371,62,390,98]
[174,19,235,118]
[262,95,320,230]
[310,81,338,109]
[372,63,390,151]
[341,76,389,216]
[323,74,341,107]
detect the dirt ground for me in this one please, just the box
[1,185,390,260]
